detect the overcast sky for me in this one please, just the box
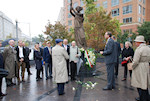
[0,0,63,37]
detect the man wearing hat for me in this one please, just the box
[43,41,52,80]
[131,35,150,101]
[52,39,69,95]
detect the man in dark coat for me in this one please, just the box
[22,42,32,75]
[63,39,70,76]
[100,32,117,90]
[15,40,26,82]
[0,41,7,99]
[112,36,121,78]
[43,41,52,80]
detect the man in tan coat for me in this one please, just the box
[3,40,17,87]
[52,39,69,95]
[131,35,150,101]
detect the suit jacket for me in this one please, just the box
[0,53,4,69]
[114,41,121,60]
[62,44,70,55]
[103,38,117,65]
[24,47,31,62]
[43,47,52,63]
[15,46,26,62]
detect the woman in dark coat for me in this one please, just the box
[122,41,134,81]
[34,43,43,81]
[0,42,7,99]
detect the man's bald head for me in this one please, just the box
[9,40,15,47]
[63,39,68,45]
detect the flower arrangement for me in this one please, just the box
[80,48,96,69]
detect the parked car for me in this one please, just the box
[0,47,5,53]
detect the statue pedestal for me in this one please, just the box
[78,52,96,77]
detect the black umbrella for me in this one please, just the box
[2,38,16,47]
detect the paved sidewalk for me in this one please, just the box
[0,58,140,101]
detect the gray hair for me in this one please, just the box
[125,41,132,47]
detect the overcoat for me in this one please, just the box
[3,46,17,79]
[52,45,69,83]
[131,44,150,90]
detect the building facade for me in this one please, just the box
[0,11,31,41]
[57,7,66,25]
[64,0,150,34]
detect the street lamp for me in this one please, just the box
[15,20,18,43]
[15,20,31,42]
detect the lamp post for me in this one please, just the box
[16,20,18,43]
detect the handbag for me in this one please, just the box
[127,58,133,70]
[0,68,9,78]
[121,60,127,66]
[127,63,133,70]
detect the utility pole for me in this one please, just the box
[16,20,18,43]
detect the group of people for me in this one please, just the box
[0,31,150,100]
[100,32,150,101]
[0,40,32,98]
[33,39,81,95]
[0,38,81,97]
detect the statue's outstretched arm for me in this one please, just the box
[70,8,75,17]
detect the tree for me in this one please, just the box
[83,0,121,51]
[44,21,73,45]
[38,34,45,42]
[137,22,150,44]
[32,34,45,43]
[117,33,129,44]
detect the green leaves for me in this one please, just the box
[44,21,74,45]
[138,22,150,44]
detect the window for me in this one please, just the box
[111,0,119,7]
[143,0,146,4]
[138,17,141,22]
[68,20,72,26]
[123,5,132,14]
[68,5,70,11]
[74,2,78,9]
[143,7,145,15]
[80,0,84,6]
[123,17,132,23]
[139,0,142,2]
[139,5,142,14]
[68,28,71,32]
[112,8,119,17]
[123,0,131,3]
[68,0,70,3]
[143,19,145,22]
[68,13,72,18]
[96,3,100,8]
[123,29,132,34]
[103,1,108,8]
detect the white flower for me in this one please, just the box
[72,87,76,91]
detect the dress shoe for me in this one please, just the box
[0,96,3,99]
[121,78,126,81]
[135,97,140,101]
[103,87,112,90]
[28,73,32,75]
[59,92,65,95]
[0,93,7,96]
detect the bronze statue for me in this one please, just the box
[70,0,87,49]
